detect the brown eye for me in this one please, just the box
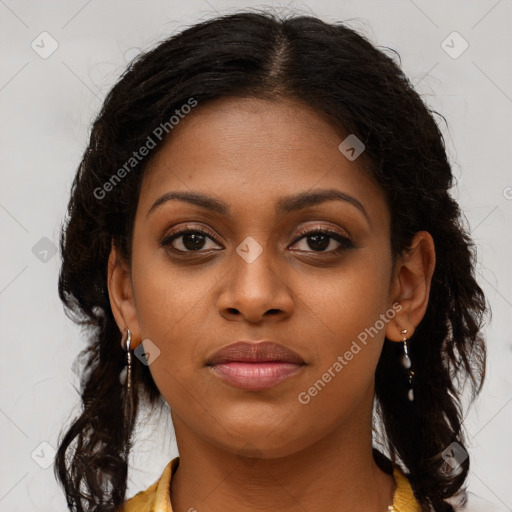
[161,227,222,253]
[290,228,354,254]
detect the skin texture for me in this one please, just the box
[108,96,435,512]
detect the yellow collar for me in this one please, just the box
[389,466,422,512]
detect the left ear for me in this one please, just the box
[385,231,436,342]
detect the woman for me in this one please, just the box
[54,10,498,512]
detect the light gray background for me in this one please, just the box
[1,1,511,510]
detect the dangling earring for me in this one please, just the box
[400,328,415,402]
[119,328,132,390]
[119,328,134,423]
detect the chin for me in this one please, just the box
[207,419,314,460]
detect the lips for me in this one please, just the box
[206,341,305,391]
[206,341,305,365]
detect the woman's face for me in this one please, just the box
[117,96,402,458]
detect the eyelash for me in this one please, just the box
[293,226,354,253]
[160,224,354,255]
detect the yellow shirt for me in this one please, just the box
[118,457,421,512]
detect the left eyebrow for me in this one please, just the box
[146,188,369,222]
[275,189,369,223]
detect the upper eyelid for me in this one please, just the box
[163,224,349,239]
[293,225,351,240]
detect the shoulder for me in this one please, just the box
[393,466,508,512]
[117,457,179,512]
[445,489,509,512]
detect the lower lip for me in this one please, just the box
[209,362,304,390]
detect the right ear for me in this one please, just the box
[107,241,142,350]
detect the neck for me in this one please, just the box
[169,397,395,512]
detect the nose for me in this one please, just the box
[216,243,294,324]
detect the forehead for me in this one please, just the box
[137,96,388,227]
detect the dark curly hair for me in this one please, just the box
[54,10,487,512]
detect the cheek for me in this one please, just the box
[299,249,391,346]
[129,253,209,401]
[295,250,392,400]
[131,244,214,339]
